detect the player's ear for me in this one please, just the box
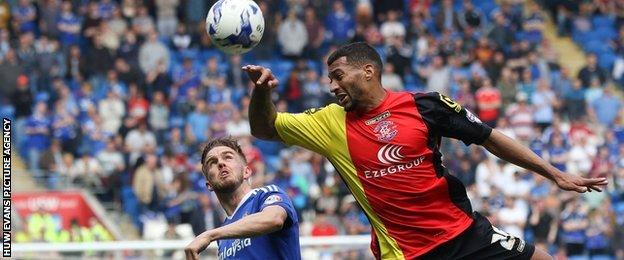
[363,64,374,81]
[205,181,213,191]
[243,165,252,179]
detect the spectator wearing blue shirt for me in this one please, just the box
[532,78,557,130]
[26,102,52,180]
[98,0,116,20]
[325,1,354,45]
[57,1,82,48]
[51,100,78,153]
[561,199,589,258]
[547,134,568,172]
[186,100,211,144]
[12,0,37,34]
[591,87,622,127]
[173,57,201,99]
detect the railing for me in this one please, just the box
[12,235,372,259]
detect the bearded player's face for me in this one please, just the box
[202,146,247,193]
[328,57,367,112]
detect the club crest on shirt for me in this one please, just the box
[374,120,398,142]
[263,195,282,205]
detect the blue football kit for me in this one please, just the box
[217,185,301,260]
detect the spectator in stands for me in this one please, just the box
[138,31,170,74]
[385,35,413,79]
[26,102,51,181]
[311,213,339,236]
[302,69,327,108]
[127,84,149,122]
[98,89,125,134]
[526,199,556,251]
[69,151,105,190]
[303,7,325,60]
[133,153,165,212]
[51,99,78,153]
[12,0,37,34]
[156,0,179,37]
[11,74,32,153]
[278,10,308,60]
[97,137,125,199]
[325,1,354,45]
[532,78,558,131]
[564,79,587,120]
[225,109,251,138]
[125,122,157,165]
[186,100,210,145]
[475,78,501,127]
[132,5,155,36]
[434,0,459,32]
[561,198,589,258]
[173,57,201,99]
[380,10,406,44]
[108,8,127,37]
[39,139,63,189]
[149,91,170,144]
[590,87,622,127]
[578,53,608,88]
[421,55,450,94]
[517,69,536,103]
[458,0,485,32]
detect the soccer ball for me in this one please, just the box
[206,0,265,55]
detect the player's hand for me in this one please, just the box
[554,173,608,193]
[242,65,279,90]
[184,231,214,260]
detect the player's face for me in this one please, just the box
[328,57,367,112]
[202,146,250,193]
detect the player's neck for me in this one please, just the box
[355,86,387,114]
[217,185,252,216]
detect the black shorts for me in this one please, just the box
[421,212,535,260]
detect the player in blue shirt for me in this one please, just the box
[185,137,301,260]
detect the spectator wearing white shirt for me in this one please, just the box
[278,10,308,59]
[381,63,404,91]
[225,109,250,138]
[380,10,405,44]
[125,122,157,165]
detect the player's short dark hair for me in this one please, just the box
[327,42,383,78]
[201,137,248,166]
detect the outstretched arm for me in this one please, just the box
[184,205,287,260]
[244,65,283,141]
[482,129,608,193]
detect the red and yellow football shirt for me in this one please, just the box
[275,91,492,259]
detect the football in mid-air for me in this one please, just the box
[206,0,265,55]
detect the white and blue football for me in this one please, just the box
[206,0,265,55]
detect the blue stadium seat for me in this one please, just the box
[583,40,609,54]
[592,15,615,29]
[594,27,617,40]
[598,52,616,70]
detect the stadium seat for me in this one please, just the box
[592,15,615,29]
[598,52,616,70]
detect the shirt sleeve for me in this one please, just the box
[414,92,492,145]
[258,186,298,229]
[274,104,341,156]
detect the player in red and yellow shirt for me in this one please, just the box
[244,42,607,259]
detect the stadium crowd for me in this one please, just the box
[2,0,624,258]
